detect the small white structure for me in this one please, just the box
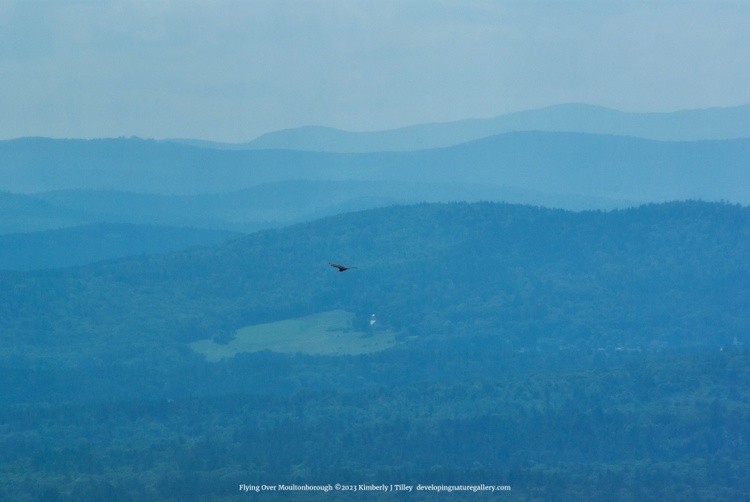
[370,314,377,326]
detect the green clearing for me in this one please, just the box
[189,310,395,361]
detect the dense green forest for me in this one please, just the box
[0,201,748,500]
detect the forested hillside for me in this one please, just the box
[2,201,747,363]
[0,202,747,500]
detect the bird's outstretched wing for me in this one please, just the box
[329,262,356,272]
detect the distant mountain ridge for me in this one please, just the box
[2,132,748,204]
[2,181,632,235]
[173,103,750,152]
[2,103,748,272]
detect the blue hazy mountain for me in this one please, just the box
[0,223,239,271]
[2,133,748,204]
[13,182,626,232]
[2,182,628,270]
[0,190,93,233]
[231,103,750,152]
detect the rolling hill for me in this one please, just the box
[2,133,749,204]
[0,190,91,234]
[229,103,750,152]
[2,201,746,367]
[10,181,630,232]
[2,181,631,270]
[1,201,747,500]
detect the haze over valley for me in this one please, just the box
[2,102,749,500]
[2,2,749,500]
[3,104,750,272]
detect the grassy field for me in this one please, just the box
[190,310,395,361]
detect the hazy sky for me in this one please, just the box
[2,0,748,141]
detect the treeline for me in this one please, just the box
[1,347,747,501]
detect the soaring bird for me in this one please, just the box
[329,262,357,272]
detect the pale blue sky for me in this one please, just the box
[1,0,748,141]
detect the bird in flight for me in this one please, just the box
[329,262,357,272]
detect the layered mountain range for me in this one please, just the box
[1,104,749,499]
[2,103,749,271]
